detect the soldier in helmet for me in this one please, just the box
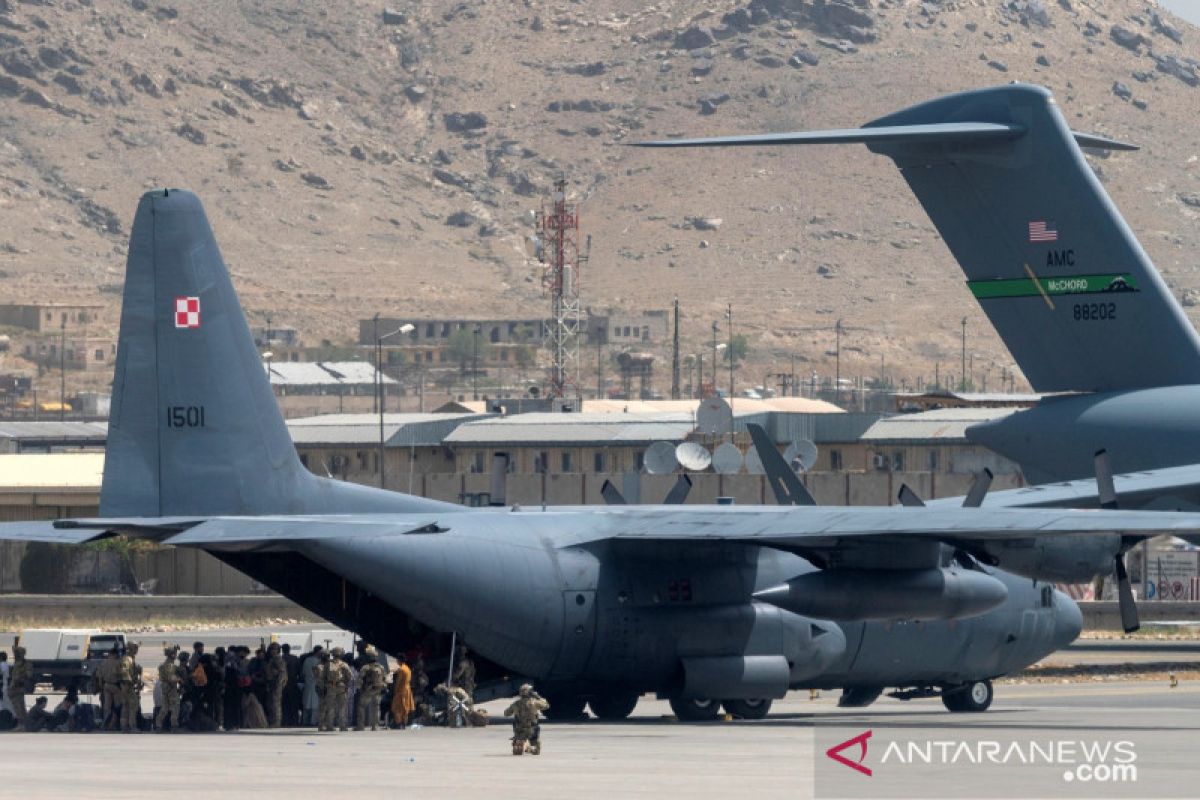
[95,645,123,731]
[8,645,31,728]
[451,645,476,703]
[265,642,287,729]
[318,647,352,732]
[354,647,386,731]
[504,683,549,755]
[155,646,183,732]
[119,642,142,733]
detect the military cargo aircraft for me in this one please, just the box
[5,189,1199,719]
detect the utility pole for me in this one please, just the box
[671,298,680,400]
[726,304,734,405]
[59,316,66,421]
[472,324,481,401]
[834,319,843,404]
[596,338,603,399]
[961,316,968,392]
[372,313,380,414]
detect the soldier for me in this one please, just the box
[318,647,352,732]
[95,646,122,730]
[451,645,476,702]
[119,642,143,733]
[155,646,183,732]
[265,642,287,729]
[355,647,386,731]
[411,656,431,724]
[314,650,332,731]
[504,683,549,755]
[434,682,473,728]
[24,696,51,732]
[8,646,31,729]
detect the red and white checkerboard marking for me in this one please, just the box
[174,296,201,329]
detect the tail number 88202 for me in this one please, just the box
[1073,302,1116,322]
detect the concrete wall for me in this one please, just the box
[0,594,315,628]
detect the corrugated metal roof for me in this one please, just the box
[0,453,104,490]
[861,408,1019,443]
[266,361,395,387]
[580,398,844,415]
[444,413,696,446]
[287,413,491,447]
[0,422,108,440]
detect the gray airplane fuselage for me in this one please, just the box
[968,386,1200,491]
[279,512,1081,695]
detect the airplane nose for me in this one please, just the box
[1053,590,1083,648]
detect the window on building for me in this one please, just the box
[500,349,509,362]
[472,452,485,473]
[594,451,606,473]
[561,452,572,473]
[892,451,905,472]
[928,449,939,472]
[94,349,104,361]
[490,327,500,344]
[635,450,645,471]
[830,450,843,471]
[535,451,548,474]
[441,323,451,337]
[642,327,650,341]
[356,451,369,470]
[425,323,435,338]
[45,311,52,322]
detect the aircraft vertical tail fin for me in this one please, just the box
[101,189,313,516]
[638,84,1200,393]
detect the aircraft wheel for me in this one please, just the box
[588,692,639,720]
[669,696,722,722]
[543,693,588,721]
[942,680,992,713]
[721,698,772,720]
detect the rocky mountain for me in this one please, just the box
[0,0,1198,395]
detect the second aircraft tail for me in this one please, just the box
[638,84,1200,394]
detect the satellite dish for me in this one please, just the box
[695,397,733,435]
[676,442,712,472]
[793,439,819,472]
[744,444,765,475]
[644,441,680,475]
[712,442,744,475]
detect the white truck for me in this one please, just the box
[15,629,127,692]
[269,628,355,655]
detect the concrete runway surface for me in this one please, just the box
[2,680,1197,800]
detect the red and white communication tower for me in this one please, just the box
[537,178,586,399]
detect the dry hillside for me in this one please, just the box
[0,0,1198,396]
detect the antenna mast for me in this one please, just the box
[538,178,584,400]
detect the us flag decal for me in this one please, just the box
[174,296,201,329]
[1028,220,1058,243]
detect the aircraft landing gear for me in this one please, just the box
[721,698,772,720]
[542,693,588,721]
[838,687,883,708]
[588,692,640,720]
[941,679,993,712]
[668,696,722,722]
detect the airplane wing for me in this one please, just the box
[928,464,1200,512]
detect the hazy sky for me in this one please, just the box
[1157,0,1200,27]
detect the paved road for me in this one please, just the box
[1,681,1196,799]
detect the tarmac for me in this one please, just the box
[2,680,1197,799]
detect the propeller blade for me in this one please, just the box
[663,474,693,505]
[600,480,628,506]
[1094,449,1118,509]
[897,484,925,508]
[962,468,993,508]
[1113,553,1140,633]
[746,423,817,506]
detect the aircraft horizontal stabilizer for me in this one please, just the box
[635,122,1025,149]
[636,124,1135,152]
[162,515,446,548]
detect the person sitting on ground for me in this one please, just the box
[24,697,52,732]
